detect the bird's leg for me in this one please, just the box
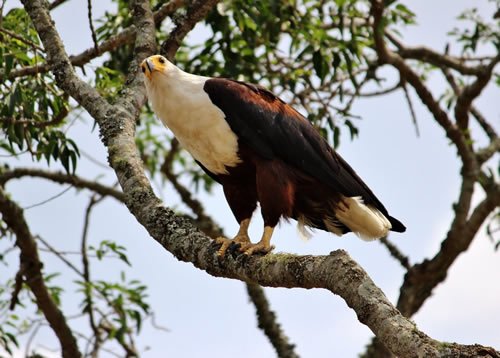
[239,226,275,255]
[216,218,251,256]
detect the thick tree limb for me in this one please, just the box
[21,0,500,356]
[0,188,82,358]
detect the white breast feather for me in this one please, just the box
[145,70,241,174]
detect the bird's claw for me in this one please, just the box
[239,242,275,256]
[215,235,274,256]
[215,234,251,256]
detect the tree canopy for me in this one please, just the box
[0,0,499,357]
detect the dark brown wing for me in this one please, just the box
[203,78,405,232]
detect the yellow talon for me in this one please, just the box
[216,219,251,256]
[215,222,275,256]
[240,226,275,255]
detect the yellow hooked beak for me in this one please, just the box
[140,58,154,80]
[141,55,168,80]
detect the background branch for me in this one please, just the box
[0,167,125,202]
[160,0,220,60]
[0,188,82,358]
[11,0,499,357]
[246,283,299,358]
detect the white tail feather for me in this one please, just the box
[297,216,314,241]
[335,196,391,241]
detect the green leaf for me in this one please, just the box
[4,54,14,77]
[312,50,324,80]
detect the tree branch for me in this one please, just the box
[48,0,68,10]
[246,283,299,358]
[81,195,105,358]
[0,188,82,358]
[477,137,500,164]
[440,66,498,140]
[364,3,499,356]
[0,26,44,51]
[386,31,494,76]
[160,0,220,60]
[162,150,298,356]
[371,1,477,174]
[0,167,125,202]
[22,0,500,356]
[379,237,411,270]
[1,0,183,82]
[454,55,500,129]
[160,140,224,238]
[86,0,99,54]
[397,183,500,317]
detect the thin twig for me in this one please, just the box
[0,27,44,51]
[23,185,72,210]
[25,321,42,357]
[379,237,411,270]
[80,149,111,170]
[36,235,84,278]
[81,194,105,358]
[87,0,99,54]
[49,0,68,10]
[401,82,420,137]
[0,0,6,27]
[0,167,125,202]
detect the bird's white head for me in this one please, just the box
[140,55,178,82]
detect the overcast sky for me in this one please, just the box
[2,0,499,357]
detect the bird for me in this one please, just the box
[141,54,406,256]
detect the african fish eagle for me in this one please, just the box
[141,55,406,255]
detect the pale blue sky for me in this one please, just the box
[2,0,499,357]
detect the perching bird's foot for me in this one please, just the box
[240,226,275,255]
[216,224,275,256]
[215,233,251,256]
[239,241,275,255]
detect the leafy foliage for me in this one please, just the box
[450,5,500,54]
[0,8,79,174]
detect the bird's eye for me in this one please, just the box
[141,66,146,73]
[158,57,165,64]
